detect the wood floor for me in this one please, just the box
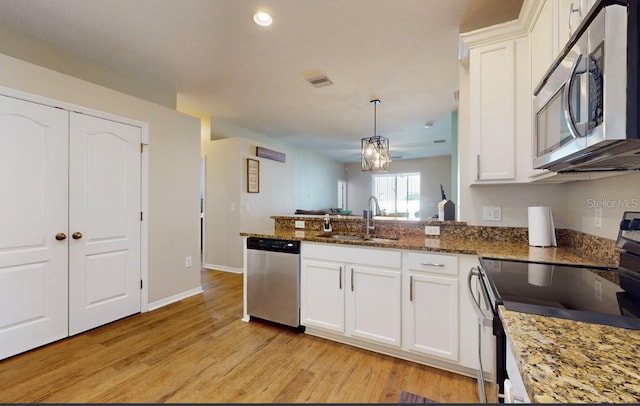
[0,269,480,403]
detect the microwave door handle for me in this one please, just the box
[563,54,585,139]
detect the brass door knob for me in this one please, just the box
[55,233,67,241]
[72,232,83,240]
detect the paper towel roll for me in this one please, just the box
[528,206,557,247]
[527,263,554,287]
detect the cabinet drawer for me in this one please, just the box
[405,251,458,276]
[302,242,401,269]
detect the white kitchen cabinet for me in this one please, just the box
[403,251,482,370]
[558,0,596,48]
[300,259,345,333]
[403,252,459,361]
[469,40,516,182]
[301,243,484,377]
[347,265,402,347]
[300,242,402,347]
[530,0,555,89]
[405,272,459,360]
[467,31,538,184]
[464,5,566,185]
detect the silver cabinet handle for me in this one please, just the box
[350,267,354,291]
[339,266,342,290]
[409,275,414,302]
[420,262,444,267]
[568,2,583,35]
[476,154,480,180]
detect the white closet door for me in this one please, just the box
[0,95,69,359]
[68,112,141,335]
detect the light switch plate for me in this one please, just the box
[424,225,440,236]
[295,220,305,229]
[483,206,502,221]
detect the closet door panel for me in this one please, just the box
[0,95,69,360]
[68,112,141,335]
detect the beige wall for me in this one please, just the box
[345,156,452,219]
[0,24,176,109]
[566,173,640,239]
[203,137,294,272]
[201,118,345,271]
[0,52,202,304]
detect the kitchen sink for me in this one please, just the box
[317,234,398,243]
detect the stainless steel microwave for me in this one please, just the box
[533,0,640,173]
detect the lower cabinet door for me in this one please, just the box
[301,259,345,333]
[347,265,401,347]
[405,272,459,361]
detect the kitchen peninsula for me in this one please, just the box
[240,215,640,403]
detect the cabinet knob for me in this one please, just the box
[55,232,67,241]
[72,232,83,240]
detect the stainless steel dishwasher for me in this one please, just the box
[246,237,301,327]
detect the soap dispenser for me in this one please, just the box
[323,214,332,232]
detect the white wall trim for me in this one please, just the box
[204,263,243,274]
[147,287,204,311]
[140,129,149,312]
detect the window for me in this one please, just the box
[372,173,420,219]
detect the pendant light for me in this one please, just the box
[361,99,390,172]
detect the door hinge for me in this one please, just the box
[140,279,143,289]
[140,143,144,153]
[140,211,143,221]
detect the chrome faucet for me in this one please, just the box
[364,195,382,239]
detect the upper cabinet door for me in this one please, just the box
[469,40,516,182]
[0,95,69,360]
[531,0,555,89]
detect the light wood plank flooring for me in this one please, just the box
[0,269,479,403]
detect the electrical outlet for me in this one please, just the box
[594,207,602,229]
[424,225,440,236]
[482,206,502,221]
[295,220,305,229]
[185,256,193,267]
[594,278,602,301]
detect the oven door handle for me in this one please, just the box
[467,267,493,328]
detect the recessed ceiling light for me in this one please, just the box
[253,12,272,27]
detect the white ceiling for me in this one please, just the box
[0,0,476,163]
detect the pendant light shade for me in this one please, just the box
[361,99,390,172]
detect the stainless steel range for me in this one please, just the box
[469,211,640,403]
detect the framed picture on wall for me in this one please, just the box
[247,158,259,193]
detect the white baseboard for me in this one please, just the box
[203,263,243,274]
[147,287,204,311]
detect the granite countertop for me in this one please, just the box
[499,307,640,403]
[239,230,616,268]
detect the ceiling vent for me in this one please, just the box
[307,75,333,88]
